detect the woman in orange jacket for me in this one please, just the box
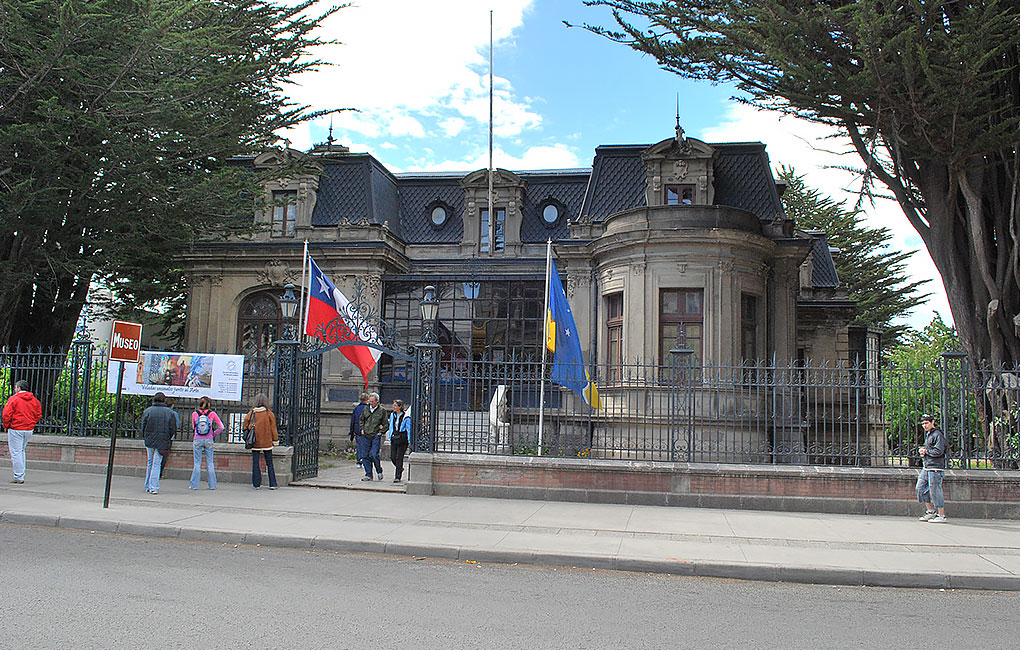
[242,393,279,489]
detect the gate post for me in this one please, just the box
[668,328,695,462]
[412,286,441,453]
[274,338,300,447]
[68,335,94,436]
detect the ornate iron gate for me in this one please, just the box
[274,340,324,481]
[274,277,427,481]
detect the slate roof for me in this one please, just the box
[311,157,370,226]
[250,140,785,240]
[369,159,401,236]
[397,179,465,244]
[810,235,841,288]
[518,171,588,242]
[712,143,785,220]
[579,145,648,221]
[578,142,785,222]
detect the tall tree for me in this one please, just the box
[778,166,929,344]
[0,0,339,350]
[581,0,1020,367]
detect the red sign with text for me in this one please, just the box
[109,320,143,363]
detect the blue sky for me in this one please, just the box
[282,0,950,331]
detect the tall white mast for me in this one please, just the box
[538,239,552,455]
[487,9,495,257]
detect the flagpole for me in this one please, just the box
[298,240,309,340]
[487,9,495,257]
[538,238,552,456]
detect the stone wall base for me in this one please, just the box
[406,453,1020,519]
[1,435,294,486]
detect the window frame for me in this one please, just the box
[270,190,298,238]
[605,292,624,380]
[658,288,704,364]
[538,198,566,227]
[480,207,506,253]
[427,200,451,229]
[665,184,696,206]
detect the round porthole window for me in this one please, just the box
[542,203,560,224]
[431,205,448,227]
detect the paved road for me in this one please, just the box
[3,524,1019,649]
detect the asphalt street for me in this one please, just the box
[3,524,1019,650]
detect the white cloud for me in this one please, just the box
[439,117,467,137]
[286,1,540,144]
[406,143,582,172]
[700,105,952,331]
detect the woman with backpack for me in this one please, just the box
[190,396,224,490]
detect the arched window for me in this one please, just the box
[237,291,298,357]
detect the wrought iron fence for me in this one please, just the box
[5,341,1019,470]
[422,352,1020,469]
[0,342,274,444]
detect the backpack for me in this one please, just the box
[196,411,211,436]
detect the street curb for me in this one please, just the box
[4,509,1018,591]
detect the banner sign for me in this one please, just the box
[106,351,245,401]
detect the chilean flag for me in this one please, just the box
[304,257,381,386]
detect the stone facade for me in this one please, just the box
[180,130,869,448]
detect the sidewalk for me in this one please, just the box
[2,468,1019,590]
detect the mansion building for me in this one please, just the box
[181,128,870,440]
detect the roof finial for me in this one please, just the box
[327,119,335,152]
[675,94,685,142]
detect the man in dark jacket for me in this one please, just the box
[349,392,369,467]
[2,380,43,484]
[358,392,387,481]
[140,392,176,494]
[916,413,949,523]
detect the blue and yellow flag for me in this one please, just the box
[546,260,601,408]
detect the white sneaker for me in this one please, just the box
[918,511,936,521]
[928,514,947,523]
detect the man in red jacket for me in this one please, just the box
[3,380,43,484]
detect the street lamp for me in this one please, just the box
[414,285,441,453]
[420,284,439,324]
[280,284,298,319]
[280,284,298,340]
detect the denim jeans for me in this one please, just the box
[356,434,382,478]
[251,450,277,488]
[916,469,945,508]
[190,439,217,489]
[7,429,33,481]
[145,447,163,493]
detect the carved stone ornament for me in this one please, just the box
[190,273,223,287]
[630,261,646,275]
[669,160,689,182]
[566,273,590,299]
[677,262,688,274]
[257,260,296,287]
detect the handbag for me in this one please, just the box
[242,410,256,449]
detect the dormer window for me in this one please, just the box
[271,190,297,237]
[480,207,506,253]
[666,184,695,206]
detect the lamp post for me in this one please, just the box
[420,285,439,342]
[280,283,298,339]
[274,283,300,447]
[413,285,441,452]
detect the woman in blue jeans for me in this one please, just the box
[190,396,224,490]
